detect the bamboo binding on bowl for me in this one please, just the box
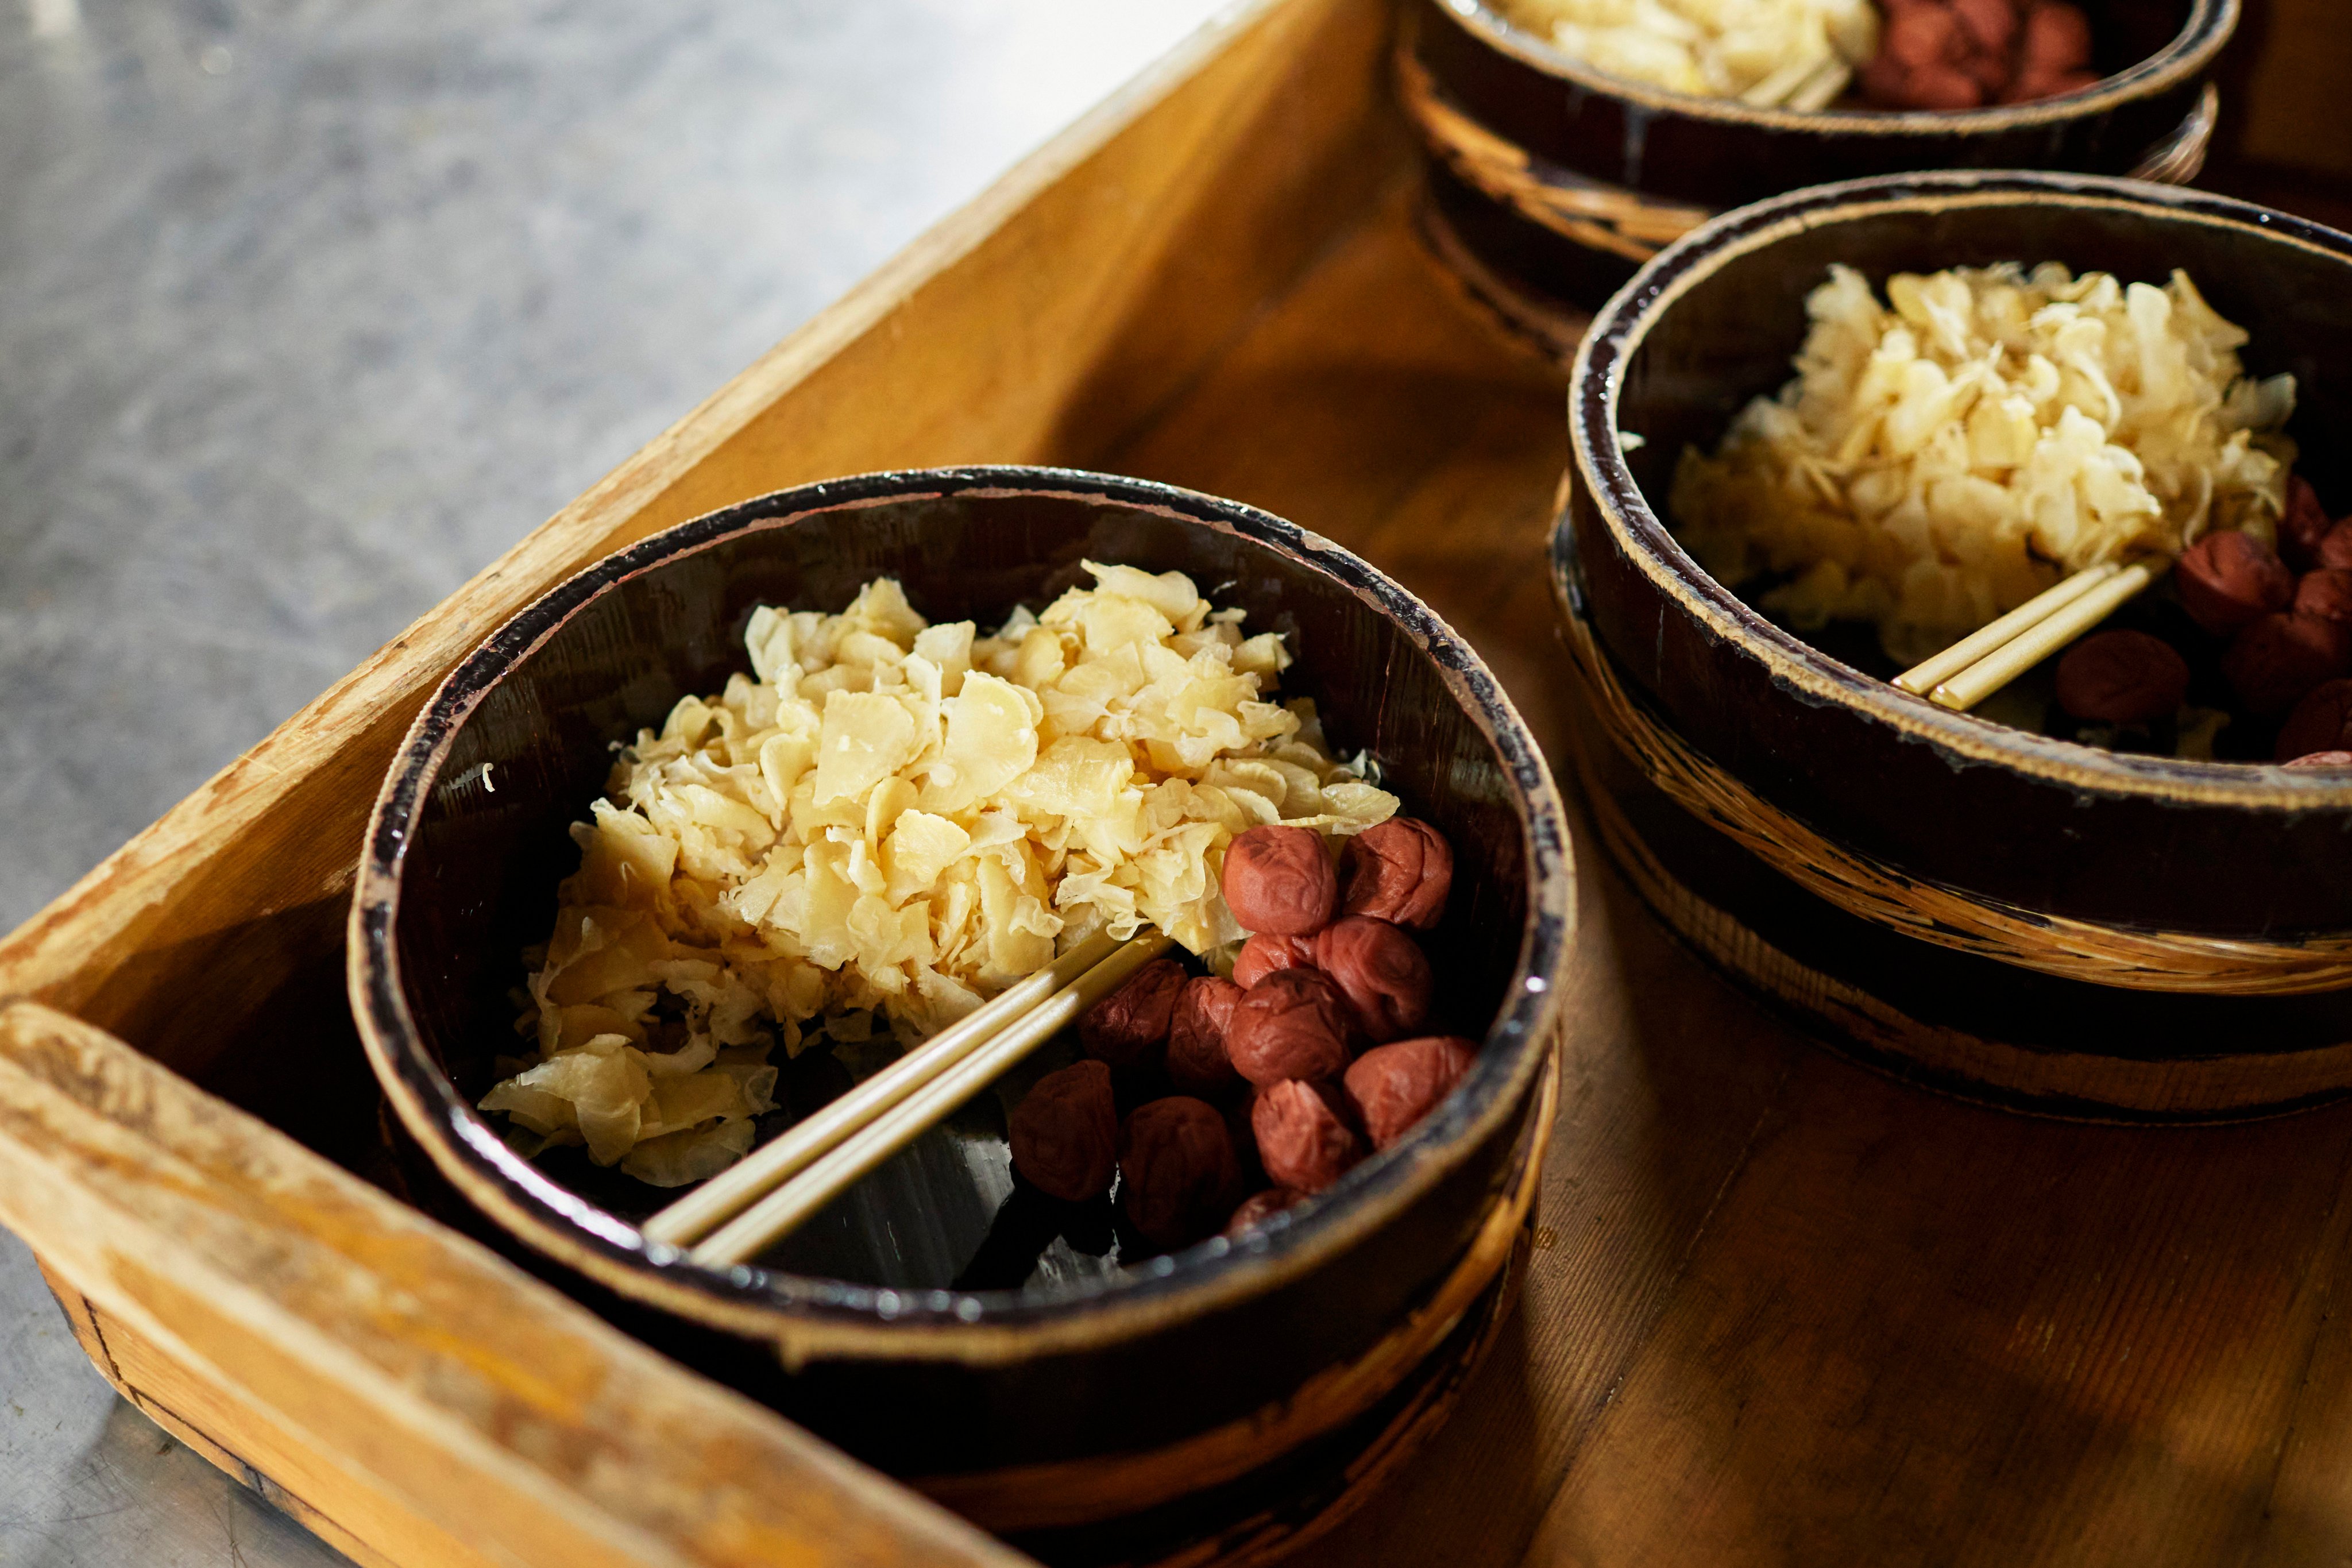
[1394,32,1710,266]
[1552,505,2352,997]
[1560,731,2352,1117]
[2131,80,2219,186]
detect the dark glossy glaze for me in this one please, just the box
[1564,173,2352,940]
[351,468,1572,1475]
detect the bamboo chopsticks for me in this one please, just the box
[642,928,1173,1269]
[1894,558,2165,712]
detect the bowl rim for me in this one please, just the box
[1429,0,2235,134]
[350,465,1574,1365]
[1565,168,2352,812]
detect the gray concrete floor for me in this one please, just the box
[0,1,1219,1561]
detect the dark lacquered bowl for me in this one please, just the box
[350,467,1571,1497]
[1403,0,2234,315]
[1554,172,2352,1120]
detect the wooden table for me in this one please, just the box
[1064,76,2352,1568]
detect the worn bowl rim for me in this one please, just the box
[1563,168,2352,812]
[351,464,1574,1364]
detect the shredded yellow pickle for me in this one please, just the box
[1671,262,2298,663]
[484,565,1397,1184]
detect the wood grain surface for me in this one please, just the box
[0,1001,1022,1568]
[1106,170,2352,1568]
[8,0,2352,1562]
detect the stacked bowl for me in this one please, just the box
[352,468,1574,1560]
[1551,170,2352,1120]
[1401,0,2236,339]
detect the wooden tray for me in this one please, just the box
[12,0,2352,1562]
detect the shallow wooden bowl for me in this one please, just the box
[1554,171,2352,1120]
[350,466,1573,1527]
[1400,0,2232,315]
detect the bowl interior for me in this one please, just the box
[388,479,1535,1302]
[1613,188,2352,623]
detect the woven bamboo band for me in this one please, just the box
[1394,44,1711,264]
[1565,735,2352,1115]
[1397,39,2215,263]
[1554,550,2352,996]
[2130,83,2219,186]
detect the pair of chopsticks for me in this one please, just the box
[642,927,1173,1268]
[1894,558,2162,711]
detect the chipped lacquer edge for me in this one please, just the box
[1549,538,2352,1117]
[1550,496,2352,995]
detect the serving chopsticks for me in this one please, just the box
[1894,558,2163,712]
[642,926,1173,1268]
